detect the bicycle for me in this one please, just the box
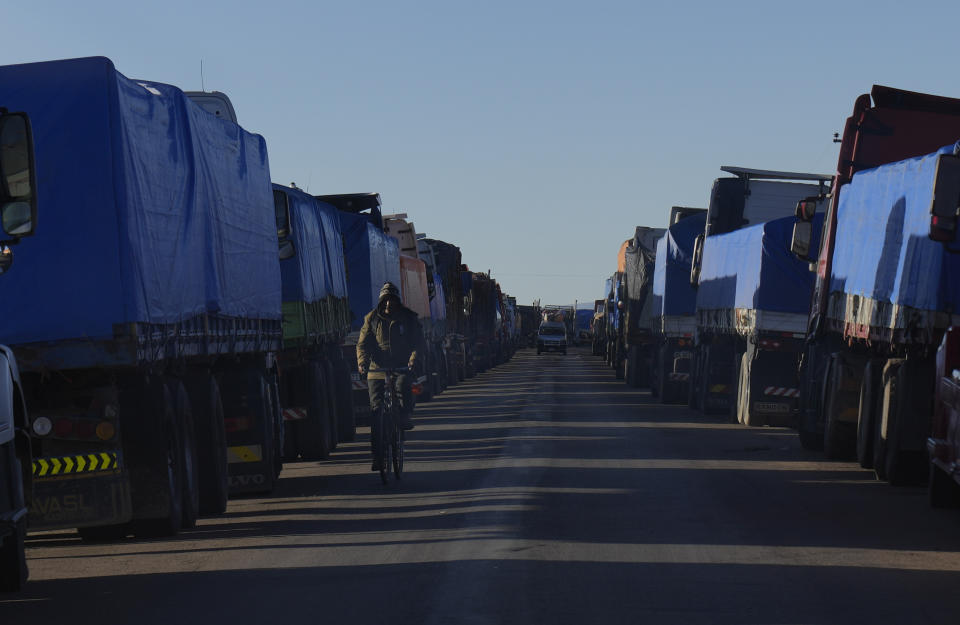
[367,367,407,484]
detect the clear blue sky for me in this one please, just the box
[6,0,960,306]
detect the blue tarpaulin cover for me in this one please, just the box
[575,309,593,331]
[276,185,348,303]
[830,144,960,316]
[339,211,401,330]
[0,57,280,348]
[430,272,447,321]
[653,213,706,317]
[697,215,822,313]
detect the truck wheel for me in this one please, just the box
[334,361,356,443]
[185,374,228,515]
[874,360,904,482]
[322,360,340,451]
[132,379,184,538]
[299,363,333,460]
[856,360,881,469]
[266,373,284,480]
[169,379,200,529]
[0,515,27,592]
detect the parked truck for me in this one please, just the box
[686,166,830,415]
[796,142,960,483]
[384,215,440,399]
[464,271,500,372]
[691,214,822,422]
[0,109,38,591]
[619,227,666,387]
[793,86,960,482]
[324,193,402,427]
[0,57,285,539]
[650,211,705,403]
[272,185,354,462]
[424,238,471,380]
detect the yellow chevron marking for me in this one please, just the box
[33,452,120,478]
[227,445,262,463]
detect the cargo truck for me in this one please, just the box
[424,238,471,380]
[464,271,499,372]
[690,215,822,422]
[0,57,284,539]
[687,166,830,415]
[325,193,402,426]
[792,86,960,480]
[650,211,705,403]
[384,215,438,399]
[620,227,666,387]
[272,185,354,461]
[796,143,960,483]
[0,109,38,591]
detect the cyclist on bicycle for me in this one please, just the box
[357,282,423,468]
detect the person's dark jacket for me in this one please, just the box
[357,301,424,381]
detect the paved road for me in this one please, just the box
[4,347,960,624]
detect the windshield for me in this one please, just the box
[539,326,565,336]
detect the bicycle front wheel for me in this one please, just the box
[392,426,404,480]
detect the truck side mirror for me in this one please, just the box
[689,234,704,287]
[795,197,818,222]
[929,153,960,243]
[791,221,812,258]
[0,112,37,239]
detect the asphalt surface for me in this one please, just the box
[4,346,960,624]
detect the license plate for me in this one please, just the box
[755,402,790,414]
[351,373,361,382]
[674,351,692,359]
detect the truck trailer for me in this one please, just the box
[650,211,705,403]
[691,215,822,422]
[325,193,402,427]
[273,185,354,461]
[620,226,665,387]
[793,86,960,479]
[0,57,284,538]
[799,143,960,483]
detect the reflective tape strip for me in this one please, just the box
[764,387,799,397]
[282,408,308,421]
[227,445,263,463]
[33,451,119,477]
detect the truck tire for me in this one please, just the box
[625,348,637,387]
[130,377,184,538]
[874,360,904,482]
[334,360,356,443]
[856,360,881,469]
[169,379,200,529]
[266,373,284,480]
[299,363,333,460]
[322,360,340,451]
[0,515,27,592]
[185,374,228,515]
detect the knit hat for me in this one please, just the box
[379,282,401,303]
